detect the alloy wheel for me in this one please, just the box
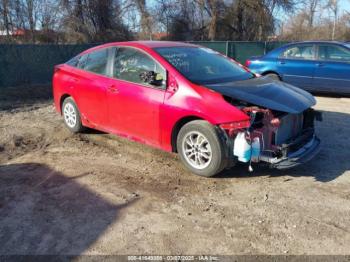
[182,131,212,170]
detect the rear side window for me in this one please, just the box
[83,49,109,75]
[281,45,315,60]
[66,56,79,67]
[318,45,350,62]
[77,54,89,69]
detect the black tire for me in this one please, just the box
[265,73,280,81]
[177,120,227,177]
[62,97,85,133]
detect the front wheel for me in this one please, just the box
[177,120,227,177]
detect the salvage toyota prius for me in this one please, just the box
[53,41,321,177]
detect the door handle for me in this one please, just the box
[316,63,325,67]
[108,85,119,93]
[279,61,286,65]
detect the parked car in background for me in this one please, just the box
[246,41,350,94]
[53,41,321,177]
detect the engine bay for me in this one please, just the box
[221,97,322,169]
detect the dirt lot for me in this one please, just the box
[0,86,349,255]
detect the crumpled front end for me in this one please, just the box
[220,103,322,170]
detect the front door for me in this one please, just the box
[107,47,167,147]
[277,44,316,90]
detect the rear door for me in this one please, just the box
[73,48,112,128]
[313,44,350,93]
[106,46,167,147]
[277,44,316,90]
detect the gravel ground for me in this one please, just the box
[0,86,349,255]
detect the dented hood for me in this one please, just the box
[205,76,316,114]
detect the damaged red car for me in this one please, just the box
[53,41,321,177]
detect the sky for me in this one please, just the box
[339,0,350,13]
[276,0,350,24]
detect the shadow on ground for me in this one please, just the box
[217,110,350,182]
[0,163,137,255]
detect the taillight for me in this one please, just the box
[220,120,251,130]
[245,60,251,67]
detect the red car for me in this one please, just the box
[53,41,321,177]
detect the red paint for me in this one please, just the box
[53,41,250,152]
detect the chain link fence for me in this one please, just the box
[191,41,288,63]
[0,42,288,88]
[0,44,96,88]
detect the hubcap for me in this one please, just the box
[63,102,77,128]
[182,131,212,170]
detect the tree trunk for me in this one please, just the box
[135,0,152,40]
[26,0,36,42]
[237,0,244,40]
[1,0,11,37]
[208,0,218,40]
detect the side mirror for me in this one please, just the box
[139,71,163,86]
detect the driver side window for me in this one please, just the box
[113,47,166,89]
[282,45,315,60]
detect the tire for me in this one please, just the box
[265,73,280,81]
[62,97,85,133]
[177,120,227,177]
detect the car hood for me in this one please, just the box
[205,76,316,114]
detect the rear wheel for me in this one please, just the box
[265,73,280,81]
[177,120,227,177]
[62,97,85,133]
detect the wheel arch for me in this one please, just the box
[262,71,281,79]
[171,115,205,153]
[59,94,73,114]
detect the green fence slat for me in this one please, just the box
[0,44,96,88]
[189,41,289,64]
[0,42,290,88]
[231,41,266,64]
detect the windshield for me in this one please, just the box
[154,47,254,85]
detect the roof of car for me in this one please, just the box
[281,40,347,47]
[126,41,198,48]
[81,41,199,54]
[264,40,349,57]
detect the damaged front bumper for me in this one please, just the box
[260,135,321,169]
[222,106,322,171]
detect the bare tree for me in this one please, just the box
[1,0,349,43]
[25,0,36,41]
[60,0,132,43]
[0,0,12,37]
[133,0,153,39]
[195,0,225,40]
[303,0,320,27]
[326,0,339,40]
